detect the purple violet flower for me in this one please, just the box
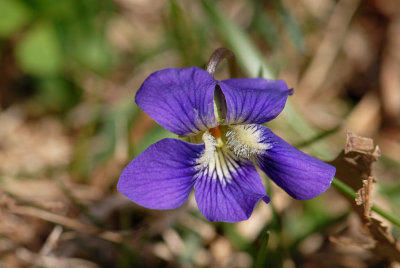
[118,67,336,222]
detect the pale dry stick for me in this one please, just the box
[33,225,63,268]
[380,18,400,123]
[16,247,99,268]
[297,0,360,105]
[10,205,122,243]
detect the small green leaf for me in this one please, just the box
[0,0,30,37]
[16,23,62,76]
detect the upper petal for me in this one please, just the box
[218,78,292,125]
[118,138,204,209]
[254,126,336,200]
[193,132,269,222]
[135,67,218,136]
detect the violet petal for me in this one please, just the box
[255,126,335,200]
[194,148,269,222]
[135,67,218,136]
[118,138,203,209]
[219,78,292,125]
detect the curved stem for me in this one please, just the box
[206,47,238,77]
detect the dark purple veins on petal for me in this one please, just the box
[193,149,269,222]
[118,138,204,209]
[218,78,293,125]
[135,67,218,136]
[254,126,336,200]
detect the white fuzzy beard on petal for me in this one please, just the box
[195,131,240,186]
[226,124,272,159]
[195,131,217,170]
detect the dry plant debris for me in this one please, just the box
[330,130,400,263]
[0,108,71,176]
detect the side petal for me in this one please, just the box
[194,145,269,222]
[218,78,292,125]
[118,138,204,209]
[135,67,218,136]
[254,126,336,200]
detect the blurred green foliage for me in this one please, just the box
[1,0,115,111]
[0,0,31,38]
[16,22,62,75]
[0,0,306,113]
[2,0,400,266]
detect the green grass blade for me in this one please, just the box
[255,231,270,268]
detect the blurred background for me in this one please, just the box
[1,0,400,267]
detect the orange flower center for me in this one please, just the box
[209,126,222,139]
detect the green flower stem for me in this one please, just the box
[331,178,400,227]
[331,178,358,199]
[371,204,400,227]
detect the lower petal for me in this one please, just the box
[255,126,336,200]
[194,148,269,222]
[118,138,204,209]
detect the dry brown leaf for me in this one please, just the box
[329,130,400,262]
[345,131,375,154]
[355,176,374,219]
[330,131,380,191]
